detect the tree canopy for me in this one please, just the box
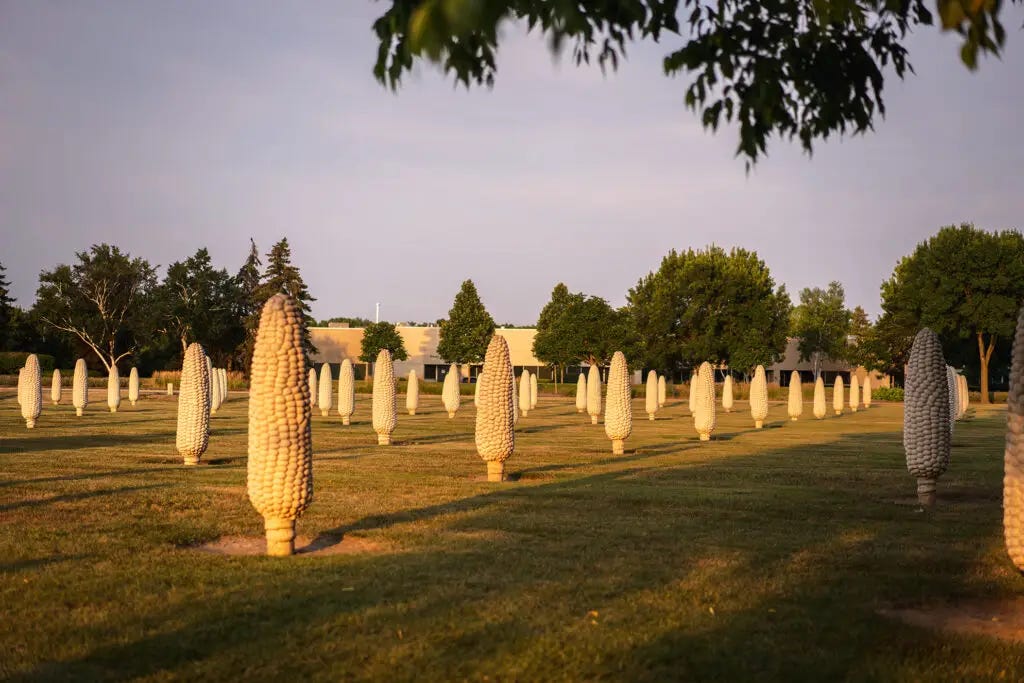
[880,223,1024,401]
[156,248,246,365]
[627,246,790,373]
[255,238,317,358]
[359,321,409,364]
[372,0,1017,165]
[534,283,634,375]
[34,244,157,372]
[437,279,496,364]
[0,262,13,349]
[789,281,851,377]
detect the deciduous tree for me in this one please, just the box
[790,282,851,379]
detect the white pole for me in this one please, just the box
[375,302,380,323]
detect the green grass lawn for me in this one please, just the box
[1,390,1021,681]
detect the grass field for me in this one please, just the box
[1,389,1021,681]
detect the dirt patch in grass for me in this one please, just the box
[879,599,1024,643]
[193,534,388,557]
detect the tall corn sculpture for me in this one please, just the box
[474,372,482,407]
[512,374,520,426]
[128,367,140,406]
[657,375,667,408]
[476,335,515,482]
[247,294,313,556]
[442,364,461,418]
[72,358,88,416]
[530,372,538,410]
[586,364,602,425]
[519,371,531,418]
[833,376,844,416]
[177,342,211,466]
[722,375,734,412]
[787,371,803,421]
[904,328,951,507]
[51,368,62,405]
[372,349,397,445]
[318,363,333,417]
[863,375,872,408]
[575,373,587,413]
[693,361,716,441]
[946,366,958,432]
[605,351,632,453]
[688,371,697,414]
[167,383,173,396]
[645,370,658,420]
[407,369,419,415]
[308,367,318,409]
[210,366,223,415]
[107,365,121,413]
[960,375,969,415]
[750,365,768,429]
[21,354,42,428]
[338,359,355,425]
[849,375,860,413]
[1005,306,1024,571]
[813,376,826,419]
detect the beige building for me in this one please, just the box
[310,326,886,386]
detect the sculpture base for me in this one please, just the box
[25,419,36,429]
[342,417,350,425]
[699,433,710,441]
[851,407,858,413]
[755,420,763,429]
[917,478,937,507]
[408,409,416,416]
[612,439,624,455]
[183,454,199,466]
[835,410,842,416]
[265,518,296,557]
[131,400,137,407]
[791,416,798,421]
[109,407,117,413]
[377,434,391,446]
[590,415,598,425]
[648,414,655,421]
[448,411,456,418]
[486,461,505,482]
[321,409,329,417]
[76,408,83,416]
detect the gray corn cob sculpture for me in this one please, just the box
[1005,305,1024,571]
[904,328,951,506]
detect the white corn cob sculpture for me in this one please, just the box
[247,294,313,556]
[904,328,951,507]
[474,372,482,407]
[849,375,860,413]
[813,377,826,419]
[442,364,461,418]
[722,375,734,412]
[476,335,515,482]
[372,349,397,445]
[210,366,223,415]
[1005,305,1024,571]
[128,367,140,406]
[518,371,531,418]
[575,373,587,413]
[788,371,803,421]
[20,355,42,428]
[750,365,768,429]
[833,376,844,415]
[73,358,88,415]
[51,368,62,405]
[17,366,25,408]
[863,375,872,408]
[645,370,658,420]
[407,369,419,415]
[338,358,355,425]
[693,361,716,441]
[308,367,318,408]
[657,375,666,408]
[512,374,520,426]
[586,364,602,425]
[107,365,120,413]
[205,355,213,404]
[167,382,174,396]
[219,368,228,404]
[605,351,632,454]
[318,363,333,417]
[960,375,969,415]
[946,366,958,432]
[177,342,211,466]
[530,372,538,410]
[688,371,697,414]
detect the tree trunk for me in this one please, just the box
[977,332,996,404]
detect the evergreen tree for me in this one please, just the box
[533,283,578,383]
[359,321,408,380]
[0,262,14,349]
[237,238,263,374]
[437,280,495,365]
[255,238,317,359]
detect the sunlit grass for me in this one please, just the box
[0,389,1019,680]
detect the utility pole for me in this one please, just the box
[375,302,380,323]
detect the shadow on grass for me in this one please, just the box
[4,417,1017,681]
[0,432,177,454]
[0,466,188,488]
[0,483,171,512]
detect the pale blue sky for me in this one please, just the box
[2,1,1022,323]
